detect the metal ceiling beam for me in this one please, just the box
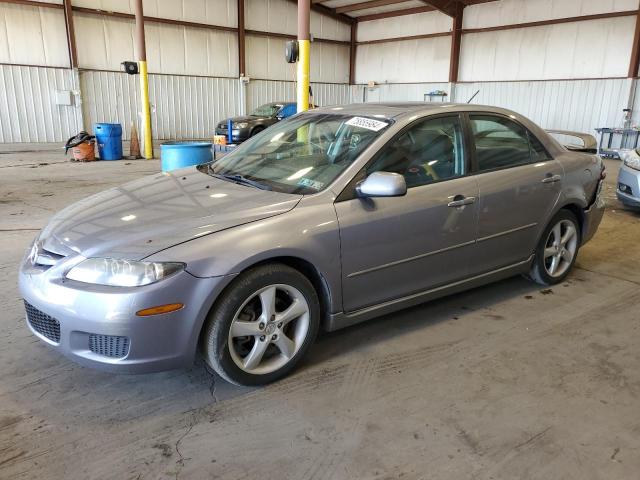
[418,0,457,17]
[285,0,354,24]
[336,0,410,14]
[357,5,435,22]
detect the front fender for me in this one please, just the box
[146,198,343,313]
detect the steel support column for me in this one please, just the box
[134,0,153,159]
[238,0,246,76]
[62,0,78,69]
[629,11,640,78]
[449,1,463,83]
[297,0,311,113]
[349,21,357,85]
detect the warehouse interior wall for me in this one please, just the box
[2,0,640,142]
[357,0,640,136]
[0,0,352,142]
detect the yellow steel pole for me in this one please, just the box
[134,0,153,159]
[296,39,310,113]
[138,60,153,159]
[297,0,310,113]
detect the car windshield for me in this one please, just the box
[250,104,282,117]
[201,113,393,194]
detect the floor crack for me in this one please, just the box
[575,266,640,287]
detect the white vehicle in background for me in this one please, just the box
[617,149,640,208]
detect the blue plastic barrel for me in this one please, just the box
[94,123,123,160]
[160,142,213,172]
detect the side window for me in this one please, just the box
[528,131,551,162]
[367,116,465,189]
[470,115,532,171]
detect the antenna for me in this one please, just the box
[467,90,480,104]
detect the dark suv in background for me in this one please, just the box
[216,102,299,143]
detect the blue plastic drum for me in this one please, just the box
[160,142,213,172]
[94,123,123,160]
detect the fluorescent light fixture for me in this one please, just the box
[210,193,228,198]
[121,215,136,222]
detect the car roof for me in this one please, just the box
[312,102,518,120]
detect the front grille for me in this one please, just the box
[24,301,61,343]
[89,334,130,358]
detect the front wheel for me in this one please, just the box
[202,264,320,386]
[528,210,580,286]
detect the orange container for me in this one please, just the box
[71,141,96,161]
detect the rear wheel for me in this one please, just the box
[202,264,320,386]
[528,210,580,286]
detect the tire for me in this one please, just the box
[202,263,320,386]
[528,209,581,286]
[250,126,264,137]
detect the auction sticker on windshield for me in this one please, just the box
[345,117,388,132]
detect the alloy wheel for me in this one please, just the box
[543,219,578,278]
[228,284,310,375]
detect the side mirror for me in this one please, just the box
[356,172,407,198]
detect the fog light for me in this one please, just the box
[618,183,633,194]
[136,303,184,316]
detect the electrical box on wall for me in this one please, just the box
[240,76,250,85]
[54,90,73,106]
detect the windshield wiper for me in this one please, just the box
[210,172,271,190]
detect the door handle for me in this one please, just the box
[542,174,562,184]
[447,195,476,208]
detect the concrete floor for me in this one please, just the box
[1,143,639,480]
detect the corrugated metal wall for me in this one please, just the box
[0,64,82,143]
[81,70,244,140]
[81,71,354,141]
[454,79,635,133]
[246,80,353,111]
[362,79,635,134]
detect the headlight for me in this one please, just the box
[622,149,640,171]
[65,258,185,287]
[234,122,248,129]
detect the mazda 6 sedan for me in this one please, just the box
[19,103,605,386]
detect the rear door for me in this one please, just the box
[467,114,563,274]
[335,114,479,312]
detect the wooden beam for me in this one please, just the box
[419,0,457,17]
[349,21,357,84]
[336,0,410,14]
[448,1,463,82]
[630,11,640,77]
[237,0,245,76]
[357,5,434,22]
[62,0,78,69]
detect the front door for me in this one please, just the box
[468,114,563,273]
[335,114,479,313]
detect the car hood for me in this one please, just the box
[39,167,302,260]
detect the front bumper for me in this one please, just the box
[616,162,640,208]
[19,257,229,373]
[215,128,251,143]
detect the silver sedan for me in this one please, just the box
[19,103,605,385]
